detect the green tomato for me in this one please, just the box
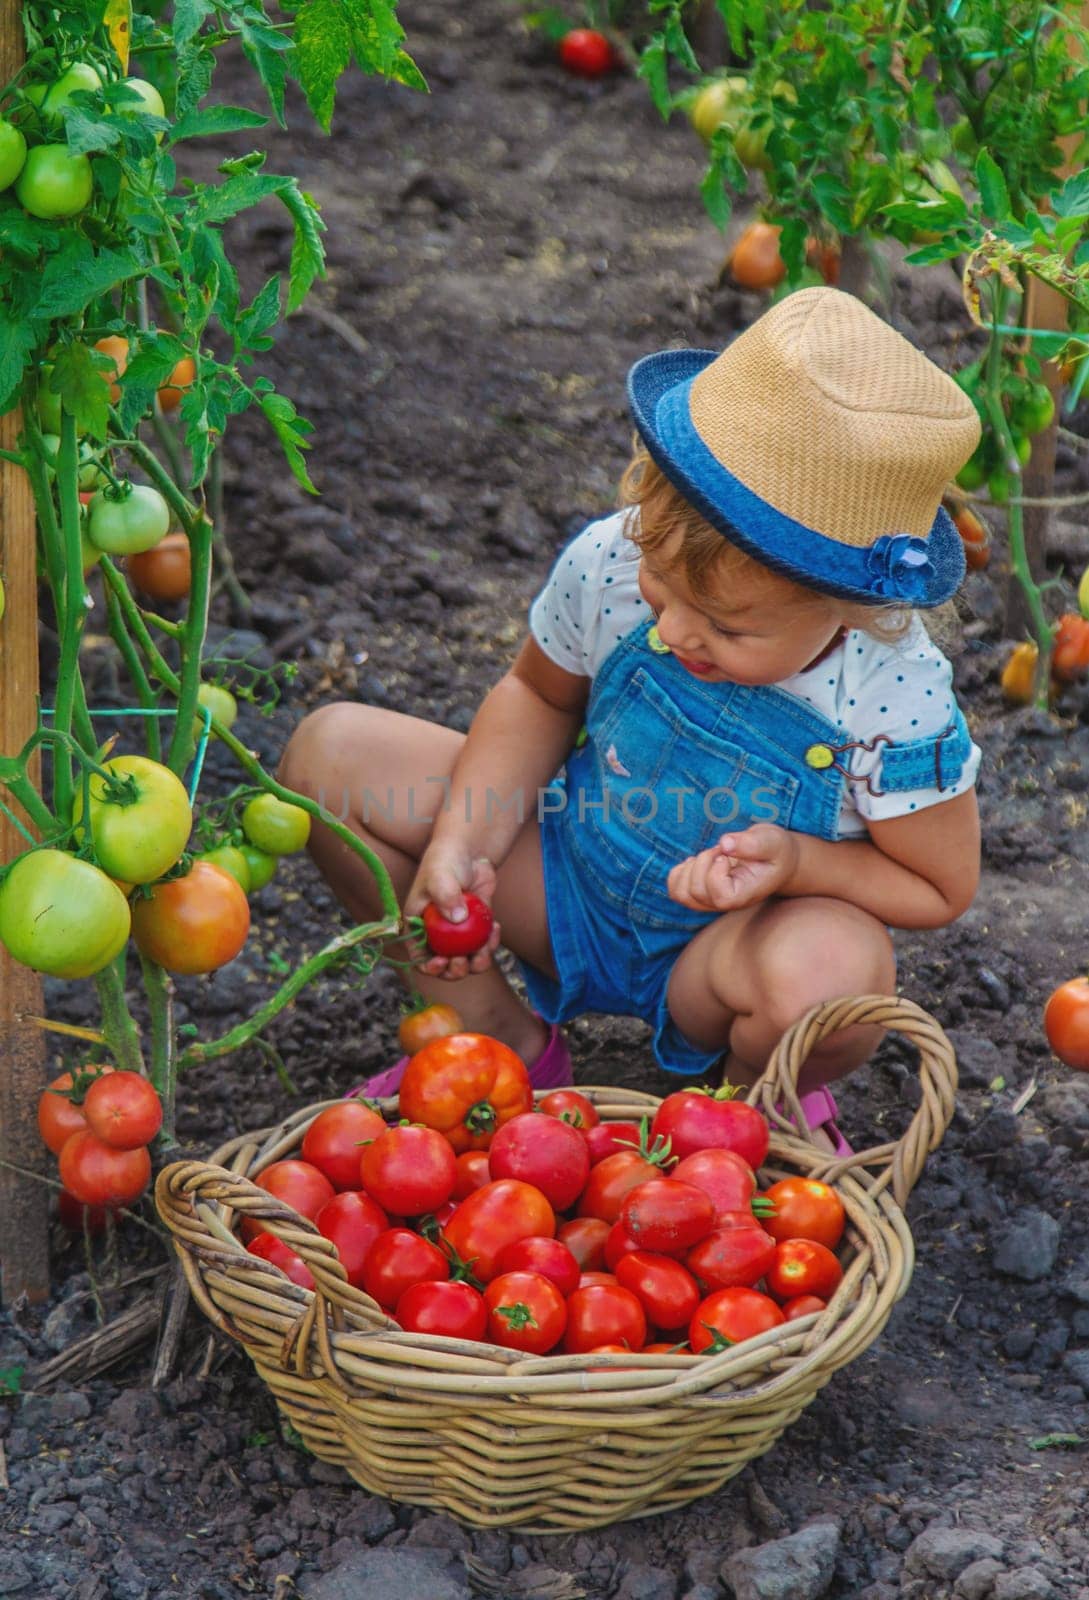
[0,118,27,191]
[733,117,771,172]
[987,467,1014,506]
[1078,564,1089,621]
[73,753,192,884]
[15,144,93,218]
[239,842,277,892]
[78,445,109,491]
[955,451,986,493]
[0,849,130,978]
[1010,382,1055,437]
[689,77,748,144]
[80,524,102,573]
[193,682,238,737]
[118,76,166,125]
[86,484,170,555]
[241,793,311,856]
[36,367,63,433]
[1012,431,1033,467]
[40,62,102,122]
[198,844,251,894]
[39,432,61,470]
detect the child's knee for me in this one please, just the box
[754,902,895,1027]
[279,702,364,794]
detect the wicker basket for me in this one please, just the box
[156,994,956,1532]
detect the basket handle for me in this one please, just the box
[749,993,957,1208]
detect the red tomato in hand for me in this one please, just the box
[362,1228,449,1310]
[494,1235,581,1298]
[619,1178,715,1256]
[360,1124,457,1216]
[420,894,493,957]
[563,1283,646,1354]
[585,1121,643,1165]
[453,1149,492,1200]
[82,1070,162,1150]
[246,1232,316,1291]
[577,1145,674,1224]
[689,1286,785,1354]
[538,1089,599,1130]
[558,28,615,79]
[38,1065,114,1156]
[301,1101,387,1191]
[315,1191,389,1288]
[557,1216,610,1270]
[242,1159,336,1242]
[487,1111,590,1210]
[685,1214,777,1291]
[395,1279,487,1341]
[58,1130,151,1208]
[132,860,249,975]
[399,1033,532,1153]
[670,1147,761,1222]
[615,1252,701,1330]
[762,1177,845,1248]
[651,1088,769,1169]
[441,1178,556,1282]
[484,1270,567,1354]
[765,1239,843,1302]
[1044,977,1089,1070]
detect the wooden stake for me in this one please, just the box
[0,0,49,1309]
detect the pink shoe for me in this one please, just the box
[345,1020,574,1101]
[798,1086,854,1157]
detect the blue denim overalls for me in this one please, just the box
[518,616,972,1074]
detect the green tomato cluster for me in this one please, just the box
[954,363,1056,504]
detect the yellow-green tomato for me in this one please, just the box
[689,76,748,144]
[0,849,130,978]
[193,682,238,736]
[119,76,166,125]
[239,842,277,892]
[241,793,311,856]
[73,753,192,883]
[78,445,109,492]
[0,119,27,191]
[1078,564,1089,621]
[15,144,94,218]
[198,844,251,893]
[40,62,102,121]
[86,484,170,555]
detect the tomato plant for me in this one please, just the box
[399,1033,533,1153]
[131,860,250,974]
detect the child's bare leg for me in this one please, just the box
[278,703,557,1064]
[665,897,896,1092]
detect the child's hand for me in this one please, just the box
[405,846,502,980]
[666,824,801,913]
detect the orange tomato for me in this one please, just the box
[1051,612,1089,683]
[1044,976,1089,1070]
[728,222,787,290]
[762,1177,845,1249]
[1000,641,1039,705]
[158,355,196,413]
[126,532,191,602]
[952,506,991,572]
[397,1033,533,1153]
[94,335,129,403]
[131,860,250,974]
[397,1000,463,1056]
[805,236,840,286]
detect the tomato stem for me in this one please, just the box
[463,1100,498,1135]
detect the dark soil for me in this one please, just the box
[5,4,1089,1597]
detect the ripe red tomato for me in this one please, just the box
[487,1111,590,1210]
[359,1124,457,1216]
[361,1228,449,1310]
[246,1232,316,1291]
[58,1130,151,1209]
[603,1221,643,1271]
[131,861,250,975]
[484,1271,567,1354]
[314,1191,389,1288]
[441,1178,555,1283]
[1051,613,1089,683]
[765,1239,844,1302]
[558,28,615,79]
[563,1283,647,1354]
[82,1070,162,1150]
[494,1236,580,1298]
[300,1101,386,1191]
[398,1033,532,1153]
[615,1252,701,1331]
[557,1216,610,1270]
[395,1279,487,1341]
[685,1214,777,1291]
[420,894,493,958]
[577,1147,673,1224]
[1045,977,1089,1069]
[397,1000,462,1055]
[38,1065,114,1156]
[782,1294,827,1321]
[619,1179,715,1256]
[242,1159,335,1241]
[578,1270,618,1289]
[762,1177,845,1249]
[453,1149,492,1200]
[584,1121,642,1165]
[689,1287,785,1353]
[651,1088,769,1169]
[126,533,192,602]
[538,1089,599,1131]
[671,1147,761,1223]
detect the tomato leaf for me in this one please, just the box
[170,105,270,143]
[636,36,670,119]
[258,390,317,493]
[36,242,147,321]
[281,184,327,315]
[51,344,110,443]
[975,148,1011,222]
[0,307,38,413]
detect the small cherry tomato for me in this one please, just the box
[241,793,311,856]
[952,507,991,573]
[584,1120,643,1165]
[765,1238,844,1302]
[420,894,494,958]
[395,1279,487,1341]
[239,843,277,892]
[484,1270,567,1354]
[558,28,615,79]
[158,355,195,413]
[1051,613,1089,683]
[453,1149,492,1200]
[1044,976,1089,1070]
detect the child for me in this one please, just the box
[279,288,982,1146]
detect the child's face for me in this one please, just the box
[637,539,845,686]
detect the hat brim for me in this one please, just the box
[627,349,965,608]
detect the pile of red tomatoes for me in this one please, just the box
[244,1032,849,1359]
[38,1065,163,1228]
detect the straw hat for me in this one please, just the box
[627,287,981,607]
